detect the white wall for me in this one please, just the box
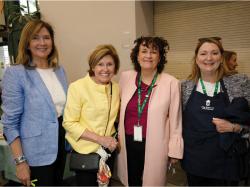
[39,1,137,83]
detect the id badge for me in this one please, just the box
[134,125,142,142]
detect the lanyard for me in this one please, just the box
[137,72,158,124]
[200,78,219,96]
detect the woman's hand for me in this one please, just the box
[16,162,31,186]
[212,118,241,133]
[167,157,179,170]
[80,129,118,152]
[100,136,118,152]
[167,157,179,175]
[168,157,179,165]
[9,138,30,186]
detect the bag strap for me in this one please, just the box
[103,82,112,136]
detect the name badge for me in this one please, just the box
[134,125,142,142]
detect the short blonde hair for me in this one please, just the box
[88,44,120,76]
[188,37,231,82]
[16,20,59,69]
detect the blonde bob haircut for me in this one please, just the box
[16,20,59,69]
[188,37,231,82]
[88,44,120,76]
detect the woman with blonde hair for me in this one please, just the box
[63,44,120,186]
[181,37,250,185]
[2,20,68,186]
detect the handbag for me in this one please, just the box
[69,152,100,171]
[69,83,113,171]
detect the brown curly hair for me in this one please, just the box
[130,36,169,73]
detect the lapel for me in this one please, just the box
[122,71,137,108]
[25,68,57,116]
[148,73,160,107]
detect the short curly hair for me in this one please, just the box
[130,36,169,73]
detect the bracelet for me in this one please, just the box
[14,155,27,165]
[239,125,243,133]
[232,123,236,132]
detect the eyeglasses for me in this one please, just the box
[198,37,222,42]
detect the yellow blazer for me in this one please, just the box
[63,74,120,154]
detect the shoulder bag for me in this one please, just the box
[69,83,113,171]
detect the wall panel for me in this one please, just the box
[154,2,250,79]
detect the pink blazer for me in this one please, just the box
[116,70,184,186]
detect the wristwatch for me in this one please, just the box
[14,155,27,165]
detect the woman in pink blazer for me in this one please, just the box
[116,36,183,186]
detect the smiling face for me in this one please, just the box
[92,55,115,85]
[137,44,160,72]
[196,42,222,78]
[29,27,52,61]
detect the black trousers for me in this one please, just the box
[187,173,239,186]
[30,116,66,186]
[75,149,116,186]
[126,134,146,187]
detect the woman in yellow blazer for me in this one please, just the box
[63,45,120,186]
